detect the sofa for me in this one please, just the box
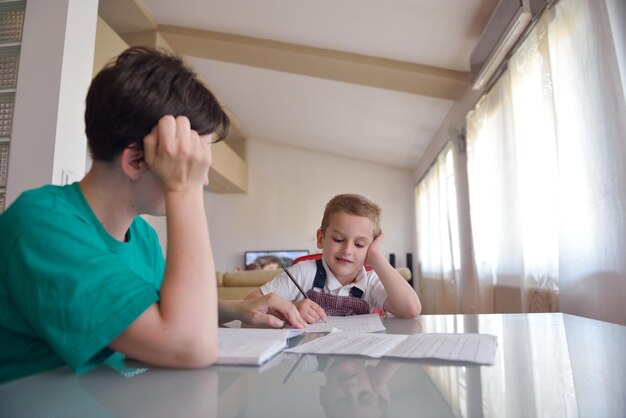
[217,266,412,300]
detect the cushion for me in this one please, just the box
[222,269,281,287]
[396,267,412,281]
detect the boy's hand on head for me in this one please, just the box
[294,299,327,324]
[365,229,385,266]
[143,115,212,192]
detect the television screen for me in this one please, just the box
[244,250,309,270]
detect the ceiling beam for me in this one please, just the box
[98,0,469,100]
[97,0,157,33]
[158,25,469,101]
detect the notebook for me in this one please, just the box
[216,328,304,366]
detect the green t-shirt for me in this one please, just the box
[0,183,165,383]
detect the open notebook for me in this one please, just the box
[216,328,304,366]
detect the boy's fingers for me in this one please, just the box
[257,313,284,329]
[266,294,306,328]
[280,308,305,328]
[143,127,158,163]
[175,115,191,146]
[307,307,321,322]
[288,310,307,328]
[157,115,177,153]
[303,312,317,324]
[310,303,327,320]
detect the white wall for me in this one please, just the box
[204,140,415,272]
[6,0,97,205]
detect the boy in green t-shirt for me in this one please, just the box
[0,47,306,383]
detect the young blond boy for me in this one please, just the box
[246,194,421,322]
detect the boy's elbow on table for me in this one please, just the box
[148,328,220,369]
[384,299,422,319]
[405,296,422,317]
[170,336,219,369]
[393,307,420,319]
[407,301,422,318]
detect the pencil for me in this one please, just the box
[282,266,309,299]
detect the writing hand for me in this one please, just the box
[239,293,308,329]
[294,299,327,324]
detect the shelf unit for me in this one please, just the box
[0,0,25,211]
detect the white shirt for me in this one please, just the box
[260,258,388,310]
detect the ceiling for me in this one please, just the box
[100,0,498,170]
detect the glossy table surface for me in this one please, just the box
[1,313,625,418]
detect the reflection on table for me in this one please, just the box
[0,313,624,418]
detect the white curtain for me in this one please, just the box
[466,0,626,317]
[415,141,463,314]
[466,16,560,313]
[550,0,626,323]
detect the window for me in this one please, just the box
[465,0,626,316]
[415,0,626,320]
[415,142,462,313]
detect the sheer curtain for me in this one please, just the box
[466,0,626,317]
[415,141,462,313]
[550,0,626,323]
[466,15,560,313]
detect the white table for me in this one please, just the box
[1,313,624,417]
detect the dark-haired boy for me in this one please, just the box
[0,47,305,383]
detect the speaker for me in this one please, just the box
[406,253,413,274]
[389,253,396,267]
[406,253,414,286]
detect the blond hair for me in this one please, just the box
[320,194,381,237]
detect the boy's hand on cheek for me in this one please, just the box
[143,115,212,193]
[365,229,385,266]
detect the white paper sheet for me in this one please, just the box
[285,332,498,365]
[286,332,408,357]
[303,314,386,333]
[385,333,498,365]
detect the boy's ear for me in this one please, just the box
[316,229,324,249]
[120,146,147,180]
